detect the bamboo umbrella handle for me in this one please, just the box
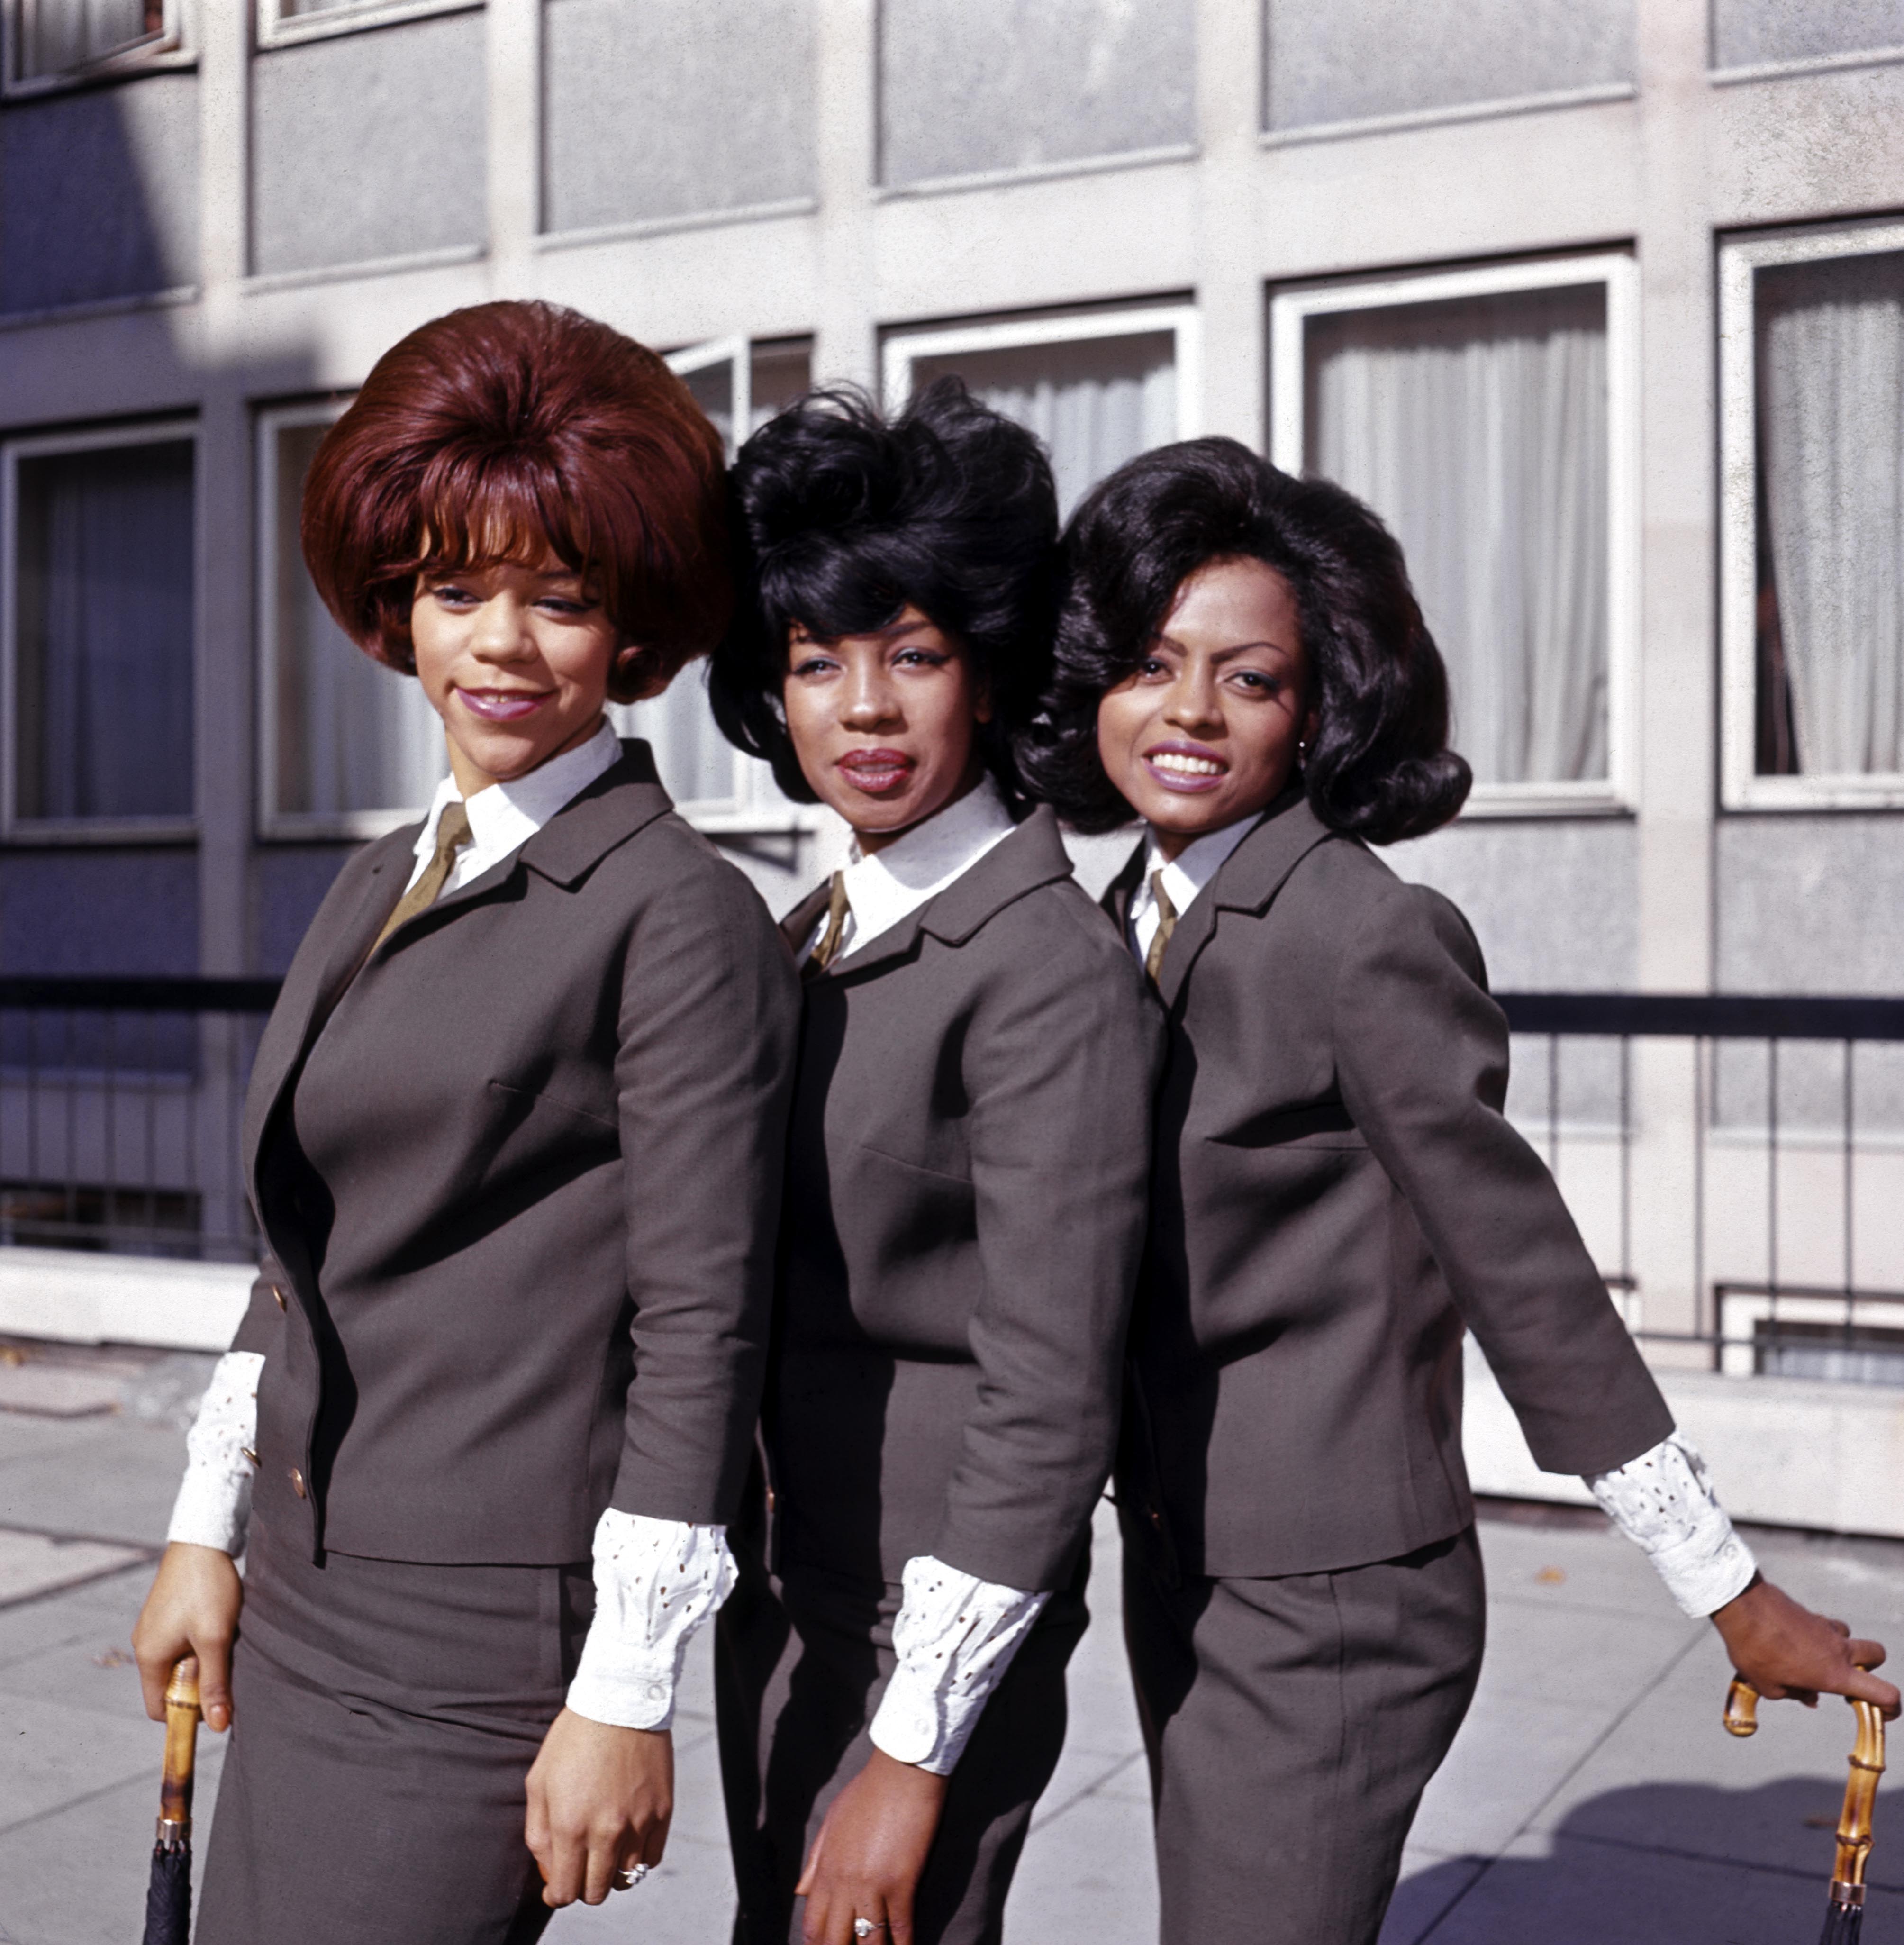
[157,1657,202,1849]
[1829,1695,1887,1909]
[1723,1674,1760,1736]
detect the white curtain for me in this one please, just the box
[18,441,194,820]
[1758,250,1904,777]
[272,420,446,820]
[23,0,154,76]
[1307,286,1609,786]
[615,663,737,807]
[912,330,1178,520]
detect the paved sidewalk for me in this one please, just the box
[1,1341,1901,1944]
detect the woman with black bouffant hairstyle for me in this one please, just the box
[709,380,1161,1945]
[1022,436,1897,1945]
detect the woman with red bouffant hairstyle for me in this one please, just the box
[132,300,800,1945]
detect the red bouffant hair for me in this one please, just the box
[301,300,731,702]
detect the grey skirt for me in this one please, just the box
[715,1537,1089,1945]
[195,1518,593,1945]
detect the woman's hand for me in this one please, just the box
[1712,1575,1901,1718]
[525,1709,673,1908]
[132,1542,244,1732]
[796,1747,949,1945]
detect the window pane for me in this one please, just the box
[19,0,160,78]
[750,340,812,435]
[1264,0,1632,131]
[680,361,735,455]
[1305,285,1609,787]
[615,663,735,807]
[271,420,446,819]
[908,330,1177,520]
[14,439,194,820]
[1714,0,1904,70]
[1755,249,1904,778]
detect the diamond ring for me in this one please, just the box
[610,1863,651,1891]
[852,1922,888,1938]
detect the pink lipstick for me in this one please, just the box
[1142,740,1230,795]
[457,688,550,723]
[838,748,915,797]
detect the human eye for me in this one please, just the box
[789,652,838,679]
[1231,667,1283,696]
[428,579,478,608]
[1135,654,1171,681]
[893,646,949,669]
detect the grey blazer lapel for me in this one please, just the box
[1153,788,1333,1009]
[1101,837,1146,934]
[780,882,834,961]
[242,830,412,1209]
[825,804,1076,979]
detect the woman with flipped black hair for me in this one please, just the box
[710,381,1161,1945]
[1021,438,1897,1945]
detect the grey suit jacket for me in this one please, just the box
[768,805,1163,1595]
[1109,791,1673,1581]
[230,741,800,1564]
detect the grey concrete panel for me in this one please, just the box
[0,850,198,974]
[251,845,354,974]
[1717,813,1904,996]
[0,75,199,315]
[1384,818,1639,991]
[1264,0,1634,131]
[542,0,816,233]
[879,0,1194,187]
[250,15,486,276]
[1714,0,1904,68]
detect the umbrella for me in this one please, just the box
[142,1656,202,1945]
[1725,1674,1888,1942]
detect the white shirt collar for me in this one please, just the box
[1126,811,1260,963]
[829,774,1018,957]
[412,718,623,895]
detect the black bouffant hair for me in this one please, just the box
[1017,437,1472,844]
[709,379,1060,806]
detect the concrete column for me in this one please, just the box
[194,0,254,1247]
[811,0,878,393]
[1629,0,1718,1358]
[488,0,542,295]
[1192,0,1265,447]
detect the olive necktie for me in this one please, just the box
[375,800,473,950]
[804,872,851,981]
[1143,870,1178,986]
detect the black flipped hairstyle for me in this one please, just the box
[708,378,1061,806]
[1016,437,1472,843]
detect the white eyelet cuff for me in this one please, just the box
[165,1351,263,1556]
[1587,1431,1759,1618]
[868,1556,1049,1776]
[564,1511,737,1731]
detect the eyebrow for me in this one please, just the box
[1152,635,1296,661]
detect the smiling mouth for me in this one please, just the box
[1144,745,1229,793]
[457,688,551,723]
[837,750,915,797]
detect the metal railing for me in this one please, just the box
[1497,992,1904,1384]
[1,978,1900,1389]
[0,976,280,1262]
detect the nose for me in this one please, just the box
[468,592,534,664]
[841,661,900,731]
[1162,663,1222,736]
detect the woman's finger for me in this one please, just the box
[1844,1655,1902,1718]
[193,1627,236,1733]
[581,1827,619,1906]
[1846,1636,1888,1674]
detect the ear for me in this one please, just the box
[610,642,671,705]
[972,670,994,727]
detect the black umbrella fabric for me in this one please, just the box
[1725,1675,1888,1943]
[142,1656,201,1945]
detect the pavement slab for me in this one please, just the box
[5,1349,1904,1945]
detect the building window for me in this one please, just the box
[2,424,196,834]
[1721,221,1904,810]
[255,0,478,51]
[882,304,1198,519]
[1270,254,1638,815]
[4,0,185,94]
[257,401,446,840]
[612,338,818,831]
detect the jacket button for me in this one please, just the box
[272,1284,287,1311]
[1148,1506,1163,1529]
[765,1489,778,1514]
[290,1467,307,1499]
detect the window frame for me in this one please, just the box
[1269,251,1641,819]
[879,301,1203,441]
[3,0,190,98]
[0,416,200,841]
[255,0,477,53]
[1718,217,1904,812]
[610,338,818,836]
[256,395,454,842]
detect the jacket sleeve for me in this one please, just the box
[607,856,801,1526]
[1332,880,1673,1477]
[932,907,1164,1590]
